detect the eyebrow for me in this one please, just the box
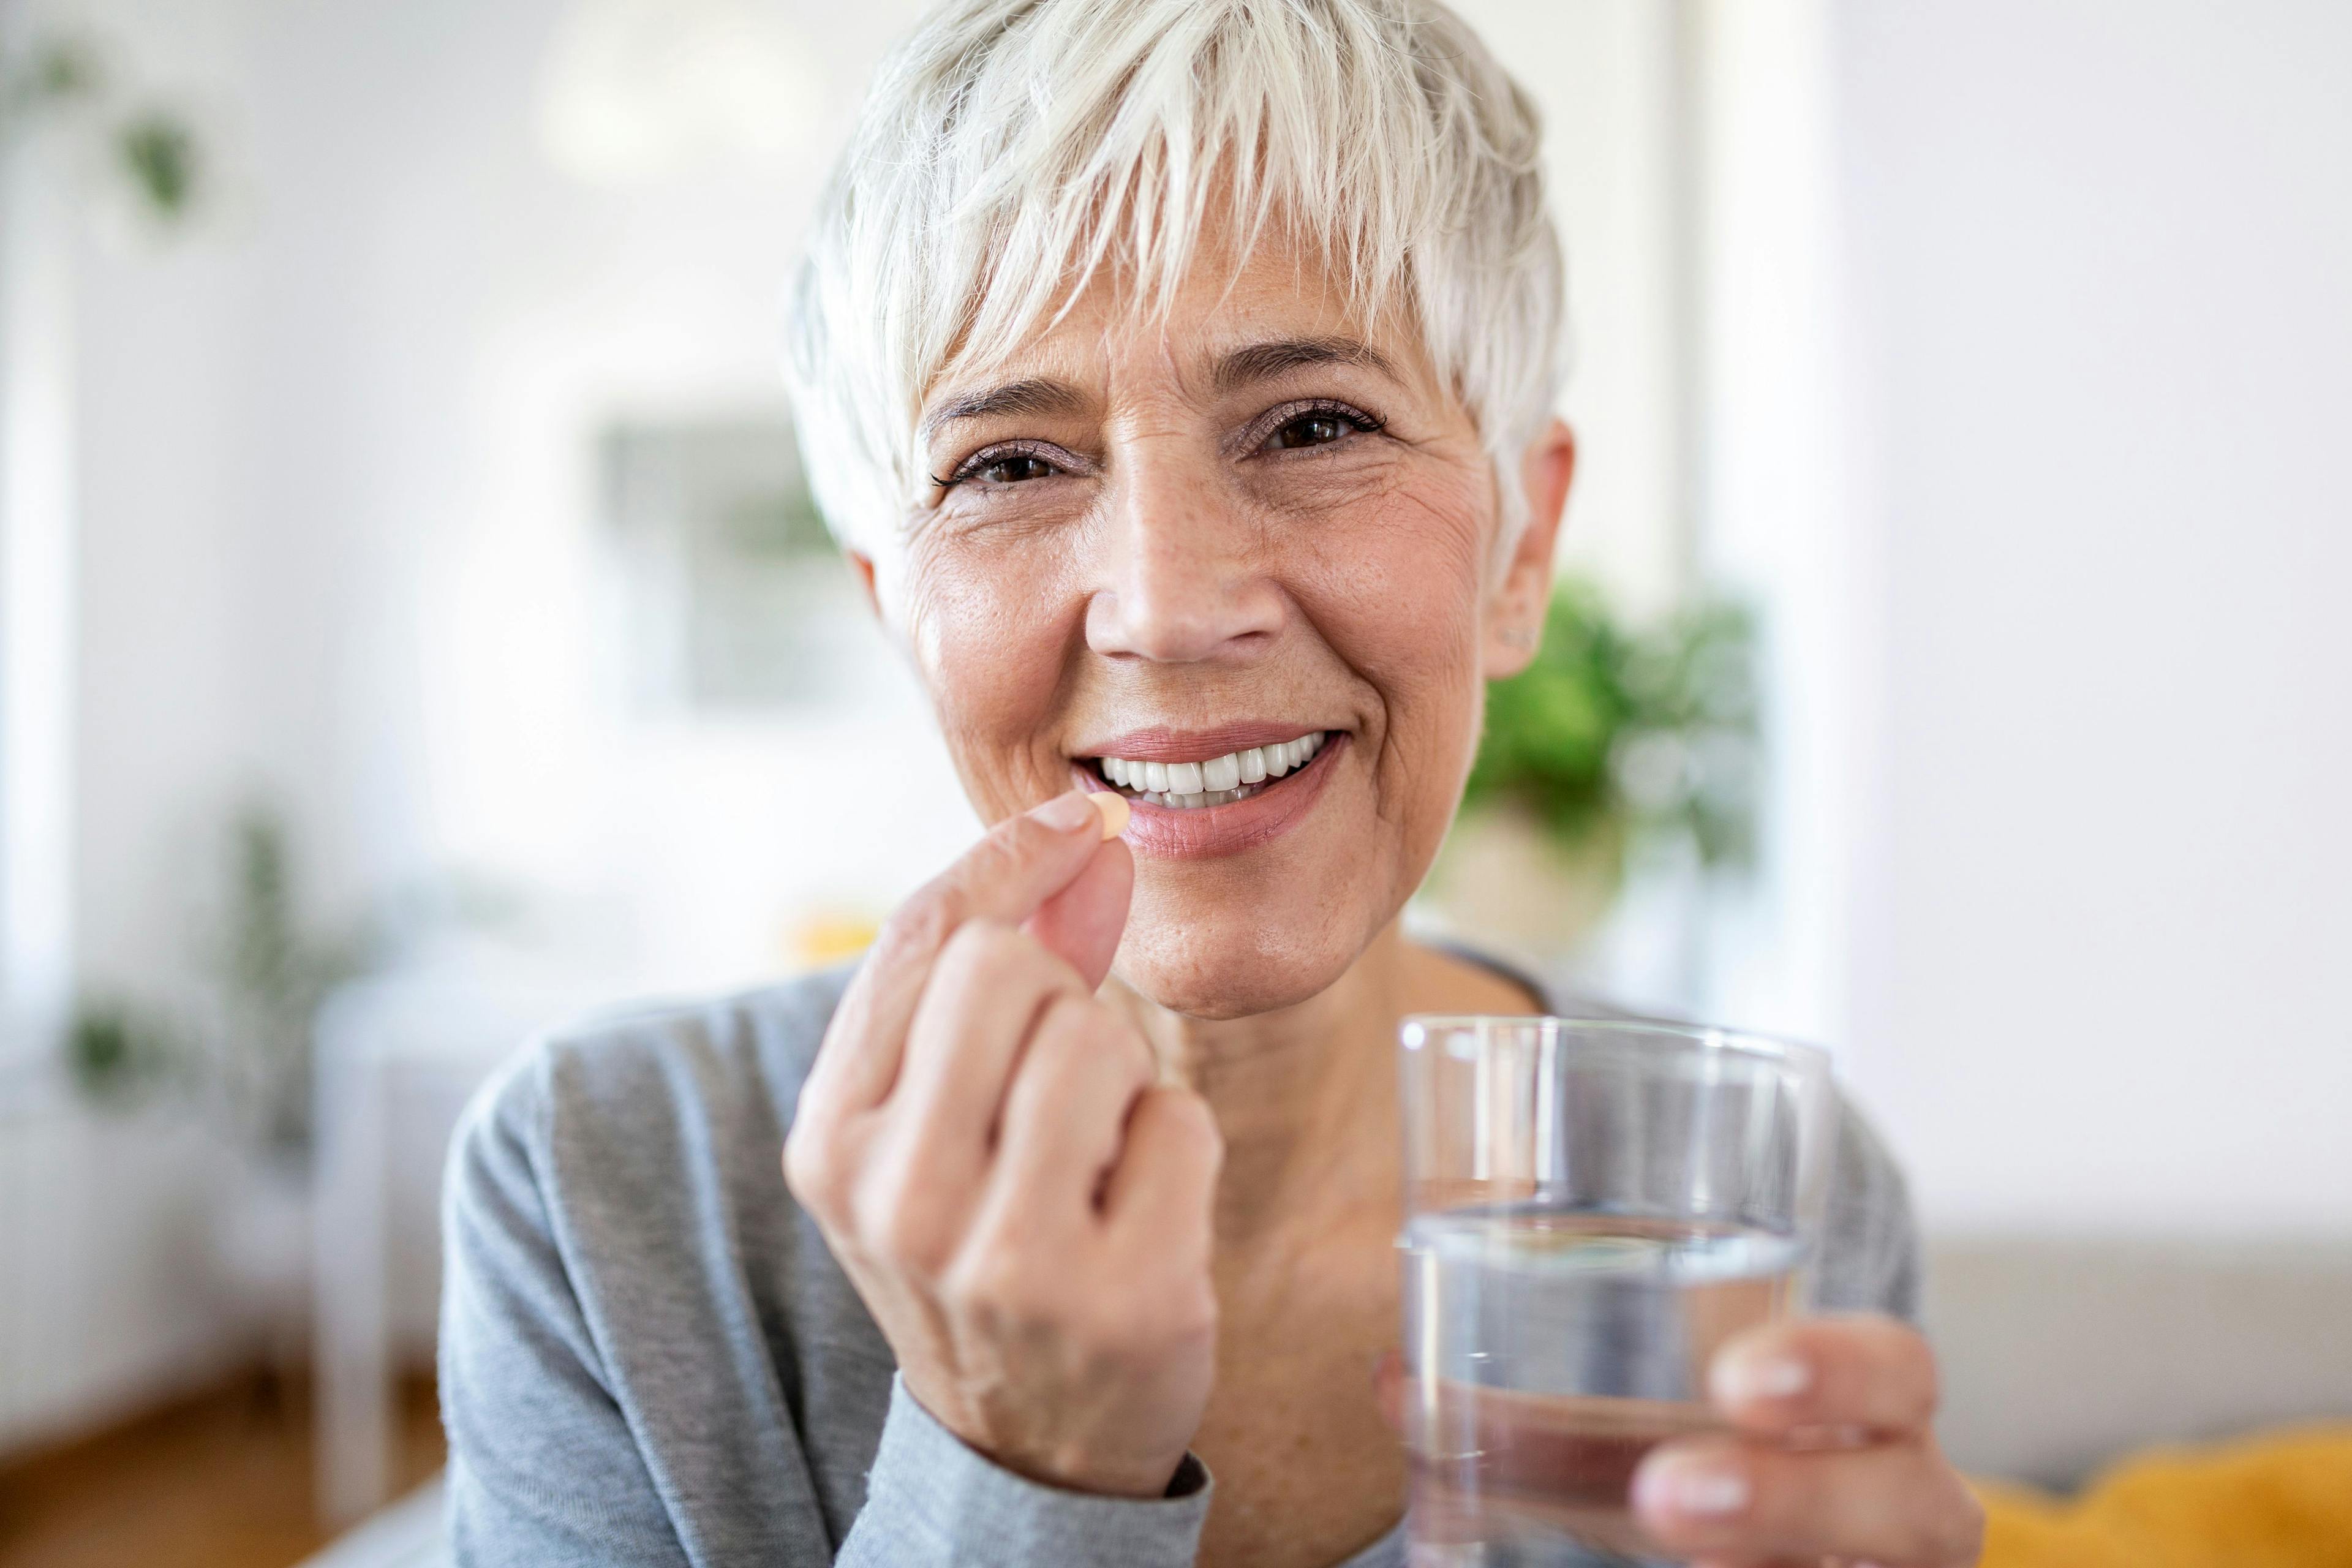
[918,377,1087,442]
[1212,336,1401,394]
[918,336,1402,442]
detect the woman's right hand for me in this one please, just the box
[783,791,1224,1498]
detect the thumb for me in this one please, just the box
[1023,833,1133,990]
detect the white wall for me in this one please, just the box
[39,0,2342,1458]
[12,0,1698,1448]
[1823,0,2352,1234]
[61,0,1702,1009]
[0,0,262,1453]
[1452,0,1692,618]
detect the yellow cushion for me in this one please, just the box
[1975,1426,2352,1568]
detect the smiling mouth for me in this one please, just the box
[1086,731,1330,810]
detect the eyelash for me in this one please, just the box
[1248,398,1387,454]
[933,439,1065,490]
[930,399,1387,491]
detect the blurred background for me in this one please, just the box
[0,0,2346,1563]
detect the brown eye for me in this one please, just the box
[980,453,1057,484]
[1269,413,1353,450]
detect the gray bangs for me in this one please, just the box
[783,0,1567,566]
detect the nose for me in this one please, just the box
[1085,450,1284,663]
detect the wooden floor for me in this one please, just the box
[0,1368,446,1568]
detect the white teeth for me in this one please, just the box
[1095,731,1326,809]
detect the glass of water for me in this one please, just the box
[1398,1016,1835,1566]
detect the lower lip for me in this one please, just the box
[1074,734,1349,859]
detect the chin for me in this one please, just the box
[1111,876,1382,1020]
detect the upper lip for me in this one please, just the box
[1075,723,1337,763]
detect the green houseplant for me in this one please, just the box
[67,804,369,1159]
[1,31,205,223]
[1420,578,1760,960]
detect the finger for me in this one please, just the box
[894,921,1087,1166]
[988,993,1155,1220]
[1633,1432,1985,1566]
[801,791,1122,1121]
[1102,1085,1222,1243]
[1709,1314,1939,1438]
[1022,832,1133,990]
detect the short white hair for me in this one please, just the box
[782,0,1567,568]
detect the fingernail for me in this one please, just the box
[1033,793,1101,834]
[1713,1349,1810,1406]
[1634,1453,1751,1519]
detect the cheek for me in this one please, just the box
[1294,472,1493,757]
[899,534,1080,812]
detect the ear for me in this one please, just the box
[845,550,884,621]
[1483,418,1576,679]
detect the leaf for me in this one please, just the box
[1466,578,1760,872]
[115,111,198,217]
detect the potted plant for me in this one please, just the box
[1418,578,1760,967]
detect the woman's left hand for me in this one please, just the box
[1630,1313,1985,1567]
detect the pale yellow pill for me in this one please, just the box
[1090,790,1131,840]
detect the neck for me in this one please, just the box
[1102,924,1539,1257]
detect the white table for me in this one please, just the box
[311,965,600,1526]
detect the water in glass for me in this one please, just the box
[1402,1205,1800,1565]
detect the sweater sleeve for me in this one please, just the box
[1816,1095,1925,1322]
[439,1057,696,1567]
[440,1031,1213,1568]
[836,1377,1213,1568]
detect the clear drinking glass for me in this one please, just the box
[1398,1016,1836,1566]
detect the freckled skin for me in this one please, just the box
[832,239,1975,1568]
[882,252,1511,1020]
[832,237,1578,1568]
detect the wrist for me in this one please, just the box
[903,1371,1193,1499]
[864,1376,1214,1568]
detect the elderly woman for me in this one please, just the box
[440,1,1984,1565]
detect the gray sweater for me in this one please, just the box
[439,960,1919,1568]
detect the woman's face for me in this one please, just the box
[873,243,1567,1019]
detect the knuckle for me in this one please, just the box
[877,888,962,965]
[1158,1087,1224,1163]
[1736,1447,1806,1535]
[1910,1338,1945,1423]
[1015,1008,1087,1085]
[1027,996,1107,1076]
[780,1124,842,1213]
[1078,1289,1169,1361]
[933,916,1016,983]
[860,1184,953,1280]
[933,919,1077,1004]
[1157,1276,1219,1344]
[1060,998,1152,1082]
[1877,1320,1942,1425]
[1038,987,1104,1036]
[944,1245,1050,1327]
[959,826,1039,898]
